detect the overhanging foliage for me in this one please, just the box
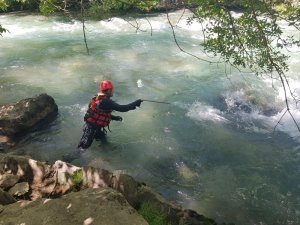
[188,0,300,74]
[182,0,300,130]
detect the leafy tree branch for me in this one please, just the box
[0,25,8,36]
[184,0,300,131]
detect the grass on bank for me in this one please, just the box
[138,202,173,225]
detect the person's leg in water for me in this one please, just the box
[77,123,97,152]
[62,123,96,162]
[94,127,109,145]
[94,127,106,141]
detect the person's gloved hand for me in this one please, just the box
[115,116,123,121]
[134,99,143,107]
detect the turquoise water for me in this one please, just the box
[1,11,300,225]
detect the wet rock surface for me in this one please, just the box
[0,93,58,150]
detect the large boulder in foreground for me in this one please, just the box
[0,154,219,225]
[0,94,58,149]
[0,187,148,225]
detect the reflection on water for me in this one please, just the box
[1,11,300,225]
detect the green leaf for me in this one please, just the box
[0,24,8,36]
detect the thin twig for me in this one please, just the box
[166,10,216,63]
[273,108,287,133]
[123,18,147,33]
[145,17,153,36]
[175,8,186,27]
[81,0,90,55]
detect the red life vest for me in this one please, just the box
[84,93,112,127]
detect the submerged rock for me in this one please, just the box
[0,93,58,150]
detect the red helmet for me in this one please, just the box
[100,80,114,91]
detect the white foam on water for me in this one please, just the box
[177,17,204,32]
[221,83,300,139]
[1,24,37,37]
[93,17,159,33]
[222,87,277,128]
[187,101,229,123]
[61,104,87,118]
[0,15,51,37]
[96,15,173,33]
[52,21,81,32]
[137,79,144,88]
[138,19,168,31]
[98,17,132,32]
[276,78,300,102]
[268,107,300,142]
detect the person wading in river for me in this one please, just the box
[63,80,142,161]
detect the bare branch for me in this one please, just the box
[81,0,90,55]
[175,8,186,27]
[145,17,153,36]
[123,18,147,33]
[273,108,287,133]
[288,109,300,131]
[166,10,218,64]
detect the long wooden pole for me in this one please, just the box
[142,99,171,104]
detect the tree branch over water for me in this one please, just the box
[81,0,90,55]
[174,0,300,132]
[0,25,8,36]
[165,7,219,63]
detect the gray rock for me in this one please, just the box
[0,174,19,190]
[0,93,58,149]
[0,136,14,151]
[0,188,16,205]
[0,155,34,191]
[0,188,149,225]
[8,182,29,197]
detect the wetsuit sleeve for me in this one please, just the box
[110,115,119,120]
[98,98,136,112]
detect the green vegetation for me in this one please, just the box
[0,0,161,16]
[138,201,219,225]
[138,202,173,225]
[186,0,300,129]
[188,0,300,74]
[69,169,83,191]
[0,0,39,11]
[39,0,61,15]
[0,0,9,35]
[84,0,160,20]
[0,25,7,36]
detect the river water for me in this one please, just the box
[1,10,300,225]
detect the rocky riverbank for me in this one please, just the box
[0,153,222,225]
